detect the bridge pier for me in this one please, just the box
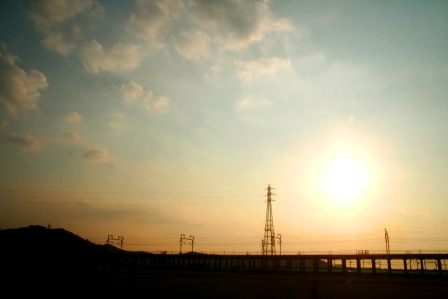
[356,259,361,274]
[387,258,392,274]
[403,258,407,274]
[420,259,425,274]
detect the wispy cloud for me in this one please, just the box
[6,133,41,150]
[128,0,293,60]
[80,40,145,73]
[60,130,82,142]
[28,0,104,56]
[173,29,211,62]
[234,57,291,81]
[0,48,48,116]
[127,0,177,47]
[189,0,293,50]
[82,147,109,163]
[65,112,82,122]
[237,94,271,109]
[82,147,128,170]
[121,81,170,113]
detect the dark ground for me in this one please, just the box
[2,226,447,298]
[5,266,448,298]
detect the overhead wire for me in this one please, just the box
[2,184,447,252]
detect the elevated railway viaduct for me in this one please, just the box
[113,253,448,276]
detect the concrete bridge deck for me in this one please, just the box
[113,253,448,276]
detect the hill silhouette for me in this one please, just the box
[0,225,124,254]
[2,226,448,297]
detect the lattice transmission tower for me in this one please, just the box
[262,184,276,255]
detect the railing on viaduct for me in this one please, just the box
[109,253,448,276]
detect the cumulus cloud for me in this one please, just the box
[0,49,48,116]
[121,81,170,113]
[65,112,82,122]
[82,147,109,163]
[189,0,293,49]
[173,29,211,62]
[60,130,82,141]
[6,133,41,150]
[28,0,104,56]
[234,57,291,81]
[80,40,145,73]
[121,81,144,104]
[127,0,177,46]
[128,0,293,59]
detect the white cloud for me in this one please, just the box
[65,112,82,122]
[80,40,145,73]
[28,0,104,56]
[234,57,291,81]
[128,0,293,59]
[120,81,145,104]
[173,29,211,62]
[151,96,170,113]
[127,0,179,47]
[60,130,82,141]
[0,49,48,116]
[120,81,170,113]
[6,133,41,150]
[189,0,293,50]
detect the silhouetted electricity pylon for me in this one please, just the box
[262,184,276,255]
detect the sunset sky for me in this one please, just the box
[1,0,447,254]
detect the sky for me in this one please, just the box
[1,0,447,254]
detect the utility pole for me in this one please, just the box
[179,234,195,254]
[118,236,124,249]
[263,184,276,255]
[276,233,282,255]
[190,235,195,252]
[180,234,185,254]
[385,228,390,254]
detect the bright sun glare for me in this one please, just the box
[322,154,368,204]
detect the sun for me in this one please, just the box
[322,154,368,204]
